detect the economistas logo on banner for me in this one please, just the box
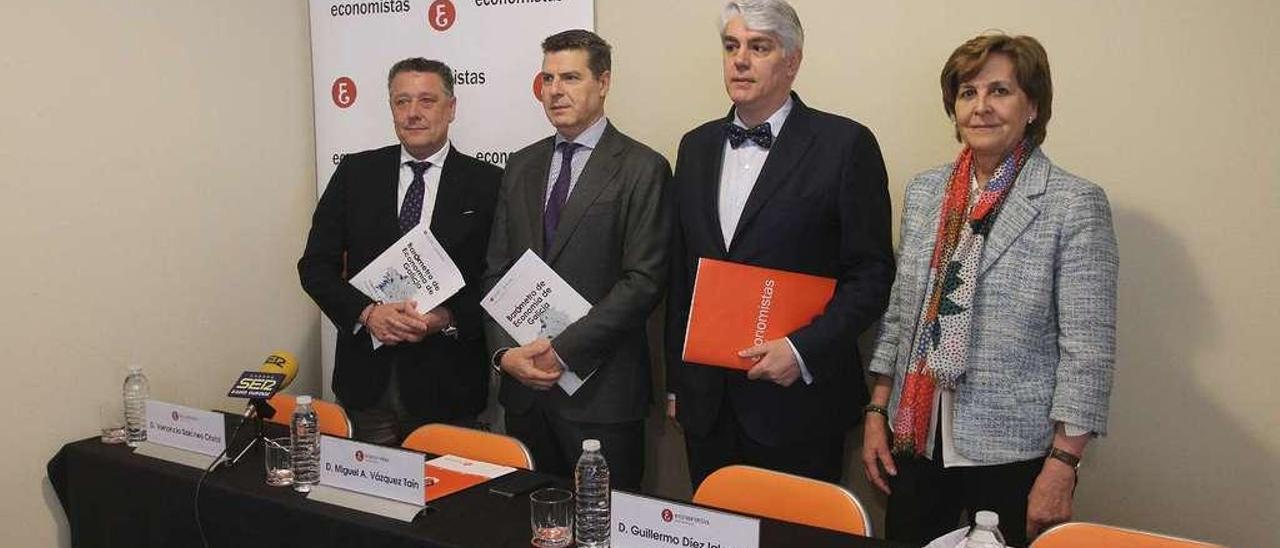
[331,76,357,109]
[427,0,456,31]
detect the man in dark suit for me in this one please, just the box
[483,30,671,489]
[665,0,895,485]
[299,58,502,445]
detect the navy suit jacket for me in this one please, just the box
[298,144,502,422]
[665,94,895,445]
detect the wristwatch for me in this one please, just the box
[1048,447,1082,470]
[491,348,511,374]
[440,324,459,339]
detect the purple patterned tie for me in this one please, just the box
[543,142,580,250]
[399,161,430,235]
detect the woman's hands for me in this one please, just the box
[861,375,897,494]
[862,412,897,494]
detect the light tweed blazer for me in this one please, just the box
[869,149,1118,464]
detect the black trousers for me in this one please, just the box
[885,437,1045,548]
[504,405,645,490]
[344,363,481,446]
[684,397,845,490]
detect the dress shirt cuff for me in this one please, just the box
[553,348,568,372]
[354,303,375,334]
[1063,422,1092,437]
[785,337,814,385]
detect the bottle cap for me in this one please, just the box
[975,510,999,527]
[295,395,312,405]
[127,366,142,374]
[582,439,601,452]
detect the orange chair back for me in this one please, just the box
[1032,522,1222,548]
[692,465,871,536]
[401,423,535,470]
[265,394,353,438]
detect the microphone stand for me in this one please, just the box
[225,399,276,467]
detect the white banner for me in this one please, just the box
[307,0,596,402]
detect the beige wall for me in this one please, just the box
[0,1,317,546]
[2,1,1275,547]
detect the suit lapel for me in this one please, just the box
[522,137,556,257]
[429,147,465,247]
[728,94,814,255]
[546,122,624,263]
[978,149,1049,277]
[700,112,733,258]
[904,174,947,314]
[377,146,403,241]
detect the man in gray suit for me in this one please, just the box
[483,29,671,489]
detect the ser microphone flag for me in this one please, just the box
[226,351,298,419]
[227,351,298,399]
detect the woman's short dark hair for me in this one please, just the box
[941,33,1052,147]
[542,29,611,78]
[387,58,455,97]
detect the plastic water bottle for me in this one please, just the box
[290,396,320,493]
[962,510,1007,547]
[574,439,611,548]
[122,366,149,447]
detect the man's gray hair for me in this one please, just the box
[720,0,804,56]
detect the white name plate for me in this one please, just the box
[612,491,759,548]
[307,484,424,523]
[319,435,425,506]
[143,400,226,457]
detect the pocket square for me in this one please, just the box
[462,210,476,215]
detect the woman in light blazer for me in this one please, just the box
[861,33,1118,547]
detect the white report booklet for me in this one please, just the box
[481,249,594,395]
[349,226,465,349]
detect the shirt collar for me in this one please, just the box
[401,140,451,168]
[554,115,608,150]
[732,96,793,138]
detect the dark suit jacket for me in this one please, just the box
[298,144,502,422]
[665,94,895,445]
[483,122,672,424]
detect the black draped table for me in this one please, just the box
[48,417,909,548]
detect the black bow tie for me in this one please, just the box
[725,122,773,149]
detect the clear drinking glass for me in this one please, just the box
[98,401,127,444]
[529,487,574,548]
[263,437,294,487]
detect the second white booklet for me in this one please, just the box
[481,249,594,395]
[348,225,465,349]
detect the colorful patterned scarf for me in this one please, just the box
[891,140,1032,456]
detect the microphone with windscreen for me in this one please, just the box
[224,351,300,467]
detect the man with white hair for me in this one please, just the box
[664,0,894,485]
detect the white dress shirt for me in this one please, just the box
[545,115,608,206]
[398,140,450,229]
[716,98,813,385]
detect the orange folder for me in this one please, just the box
[682,258,836,370]
[423,463,490,502]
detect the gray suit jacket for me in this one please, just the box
[483,121,672,424]
[869,149,1118,463]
